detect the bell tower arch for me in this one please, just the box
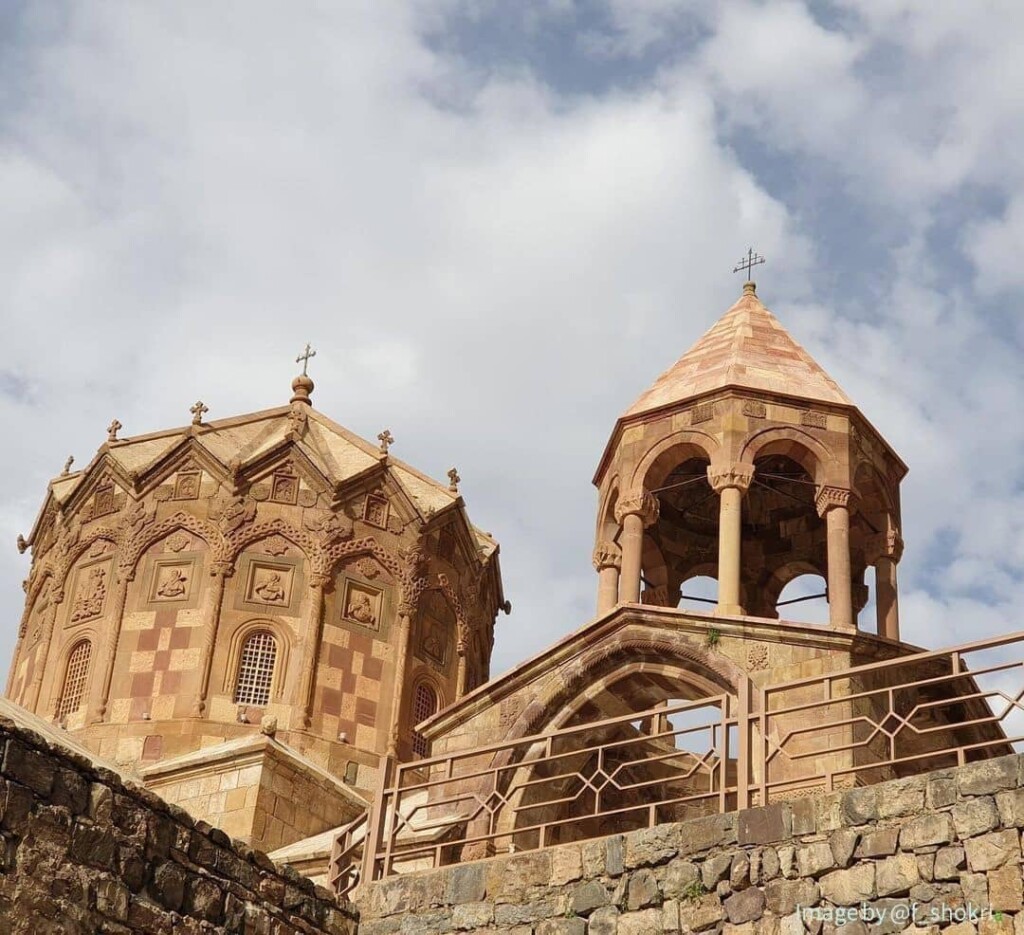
[593,281,908,636]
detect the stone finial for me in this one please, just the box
[378,429,394,455]
[260,714,278,737]
[16,534,27,554]
[447,467,461,493]
[743,281,757,295]
[61,455,74,475]
[290,374,314,406]
[190,400,209,425]
[106,419,122,443]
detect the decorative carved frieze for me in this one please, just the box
[801,410,828,429]
[747,643,769,670]
[706,463,755,494]
[691,402,715,424]
[742,400,767,419]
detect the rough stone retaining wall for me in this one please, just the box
[358,754,1024,934]
[0,714,357,934]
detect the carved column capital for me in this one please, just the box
[209,560,235,579]
[866,528,904,564]
[815,486,854,518]
[592,541,622,571]
[706,463,755,494]
[614,491,659,527]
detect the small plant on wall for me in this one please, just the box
[705,627,721,648]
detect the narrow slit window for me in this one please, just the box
[234,631,277,707]
[57,640,91,720]
[411,682,439,758]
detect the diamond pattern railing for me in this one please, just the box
[331,629,1024,895]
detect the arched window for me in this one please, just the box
[233,630,277,707]
[410,682,439,758]
[57,640,91,719]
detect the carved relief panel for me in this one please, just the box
[66,558,113,626]
[235,554,305,615]
[331,558,393,640]
[416,590,453,670]
[342,581,383,631]
[363,493,389,529]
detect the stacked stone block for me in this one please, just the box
[0,714,356,934]
[358,754,1024,935]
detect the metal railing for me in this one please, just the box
[331,629,1024,894]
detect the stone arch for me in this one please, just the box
[632,430,718,492]
[121,512,223,576]
[228,519,318,567]
[506,635,742,745]
[739,426,836,485]
[597,478,621,543]
[220,617,292,705]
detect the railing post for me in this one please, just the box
[737,677,751,811]
[362,755,394,886]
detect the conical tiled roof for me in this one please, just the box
[625,285,853,417]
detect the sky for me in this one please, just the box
[1,0,1023,680]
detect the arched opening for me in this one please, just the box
[678,575,718,613]
[56,639,91,721]
[411,681,440,758]
[233,630,278,707]
[776,573,829,624]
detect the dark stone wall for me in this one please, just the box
[0,714,357,934]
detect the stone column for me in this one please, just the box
[191,561,234,717]
[455,622,469,700]
[592,541,622,615]
[816,487,855,630]
[91,570,133,723]
[707,463,755,616]
[873,527,904,641]
[386,605,414,757]
[614,492,659,604]
[297,572,329,730]
[26,583,65,714]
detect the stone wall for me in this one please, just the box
[0,714,356,934]
[358,754,1024,934]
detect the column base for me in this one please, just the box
[715,604,744,617]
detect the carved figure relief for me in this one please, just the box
[418,590,452,667]
[271,472,299,505]
[216,494,257,534]
[364,494,389,529]
[342,582,382,630]
[92,483,116,518]
[254,572,287,604]
[154,566,190,601]
[70,565,108,622]
[173,471,201,500]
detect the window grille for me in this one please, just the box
[57,640,91,719]
[234,631,277,707]
[411,682,439,758]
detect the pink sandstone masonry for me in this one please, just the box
[0,714,356,934]
[356,754,1024,935]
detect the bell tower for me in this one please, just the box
[593,280,907,637]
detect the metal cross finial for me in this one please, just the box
[378,429,394,455]
[107,419,122,443]
[296,342,317,376]
[447,467,461,493]
[190,400,209,426]
[61,455,74,475]
[732,247,765,282]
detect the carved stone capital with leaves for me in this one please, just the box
[592,541,622,571]
[614,490,659,527]
[706,462,755,494]
[866,527,905,564]
[815,486,855,518]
